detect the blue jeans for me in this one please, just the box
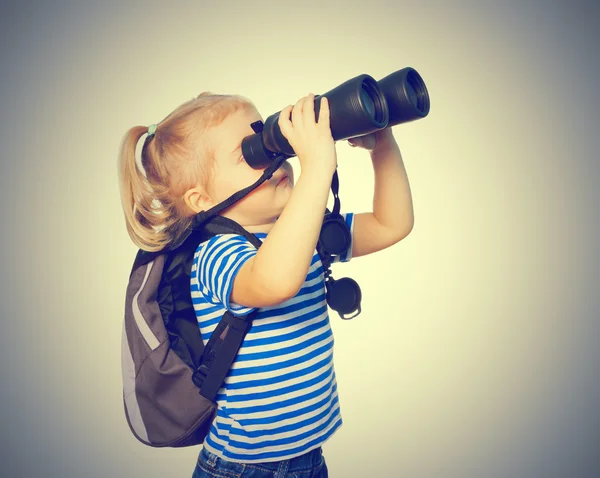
[192,446,328,478]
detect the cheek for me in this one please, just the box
[211,172,239,201]
[218,166,272,197]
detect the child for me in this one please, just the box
[118,91,413,477]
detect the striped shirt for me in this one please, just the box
[190,213,355,463]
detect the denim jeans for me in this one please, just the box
[192,446,328,478]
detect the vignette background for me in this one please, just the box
[1,1,599,477]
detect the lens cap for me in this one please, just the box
[320,220,351,256]
[326,277,362,319]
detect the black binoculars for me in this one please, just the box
[241,66,430,169]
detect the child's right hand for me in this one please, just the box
[278,93,337,176]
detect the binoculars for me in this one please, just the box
[241,66,430,169]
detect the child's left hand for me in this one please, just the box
[347,128,395,152]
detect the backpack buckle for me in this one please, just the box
[192,363,210,389]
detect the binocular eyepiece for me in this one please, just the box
[241,67,430,169]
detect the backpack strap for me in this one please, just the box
[187,214,264,401]
[192,309,258,401]
[201,214,264,249]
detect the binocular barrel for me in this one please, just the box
[242,67,430,169]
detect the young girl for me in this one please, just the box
[118,91,414,477]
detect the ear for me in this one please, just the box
[183,186,214,214]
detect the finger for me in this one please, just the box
[303,93,315,126]
[278,105,292,135]
[292,96,304,129]
[317,96,330,129]
[278,105,292,125]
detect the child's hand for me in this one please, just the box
[347,133,376,151]
[278,93,337,176]
[347,128,395,152]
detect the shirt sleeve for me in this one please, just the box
[331,212,355,263]
[194,234,258,316]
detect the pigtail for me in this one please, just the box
[117,126,172,252]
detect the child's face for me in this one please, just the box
[203,107,295,231]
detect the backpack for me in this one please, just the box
[121,214,265,448]
[121,154,360,448]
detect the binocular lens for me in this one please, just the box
[360,79,386,123]
[405,82,417,109]
[360,86,374,118]
[406,69,428,114]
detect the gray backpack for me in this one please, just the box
[121,214,264,447]
[121,155,359,448]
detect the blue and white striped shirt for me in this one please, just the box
[190,213,354,463]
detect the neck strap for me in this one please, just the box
[192,154,290,230]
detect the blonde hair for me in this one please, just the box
[118,91,256,252]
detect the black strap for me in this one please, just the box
[203,215,264,250]
[160,153,288,254]
[331,169,341,215]
[192,310,257,401]
[190,154,290,233]
[187,214,265,400]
